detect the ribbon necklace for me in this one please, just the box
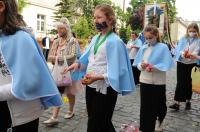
[93,30,112,55]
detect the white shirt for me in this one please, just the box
[127,39,140,59]
[178,39,199,64]
[87,38,109,94]
[44,38,50,49]
[138,45,166,85]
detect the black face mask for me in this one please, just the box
[95,22,108,31]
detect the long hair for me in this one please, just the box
[94,4,116,33]
[1,0,26,35]
[185,23,200,38]
[144,25,161,42]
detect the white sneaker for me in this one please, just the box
[43,117,59,126]
[64,111,74,119]
[155,119,163,132]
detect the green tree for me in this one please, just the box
[54,0,77,21]
[54,0,128,39]
[18,0,27,13]
[166,0,176,23]
[127,0,177,31]
[119,26,128,43]
[72,17,91,39]
[126,25,132,41]
[74,0,116,37]
[75,0,112,18]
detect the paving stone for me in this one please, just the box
[39,65,200,132]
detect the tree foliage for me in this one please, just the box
[127,0,177,31]
[54,0,126,39]
[54,0,77,21]
[53,0,177,41]
[72,17,91,39]
[18,0,27,13]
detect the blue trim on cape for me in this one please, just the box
[198,45,200,65]
[70,43,83,81]
[175,37,200,63]
[78,33,135,95]
[0,31,63,109]
[133,43,175,71]
[139,32,145,44]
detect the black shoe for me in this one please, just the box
[169,103,180,110]
[185,102,191,110]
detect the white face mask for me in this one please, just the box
[146,38,157,45]
[188,32,197,38]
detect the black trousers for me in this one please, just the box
[86,86,118,132]
[43,49,49,61]
[130,59,140,85]
[174,62,196,102]
[140,83,167,132]
[0,101,39,132]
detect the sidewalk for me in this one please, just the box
[39,67,200,132]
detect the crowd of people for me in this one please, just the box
[0,0,200,132]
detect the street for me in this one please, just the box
[39,66,200,132]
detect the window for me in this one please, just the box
[37,14,46,32]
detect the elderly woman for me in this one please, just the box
[43,17,81,126]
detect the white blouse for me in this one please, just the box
[138,45,166,85]
[179,39,200,64]
[87,38,109,94]
[126,39,140,59]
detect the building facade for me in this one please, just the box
[170,17,187,42]
[22,0,60,38]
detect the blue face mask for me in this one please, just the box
[95,22,108,31]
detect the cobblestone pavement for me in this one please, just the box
[39,67,200,132]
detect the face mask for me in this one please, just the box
[146,38,157,45]
[95,22,108,31]
[59,32,67,37]
[188,32,197,38]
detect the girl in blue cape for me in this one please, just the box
[126,31,143,85]
[133,25,175,132]
[169,23,200,111]
[0,0,62,131]
[66,4,135,132]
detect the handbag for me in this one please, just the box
[191,66,200,93]
[52,56,72,87]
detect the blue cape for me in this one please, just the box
[138,32,145,44]
[133,43,175,71]
[70,43,83,81]
[175,37,200,62]
[76,43,81,58]
[0,31,63,109]
[78,33,135,95]
[198,46,200,65]
[128,38,143,48]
